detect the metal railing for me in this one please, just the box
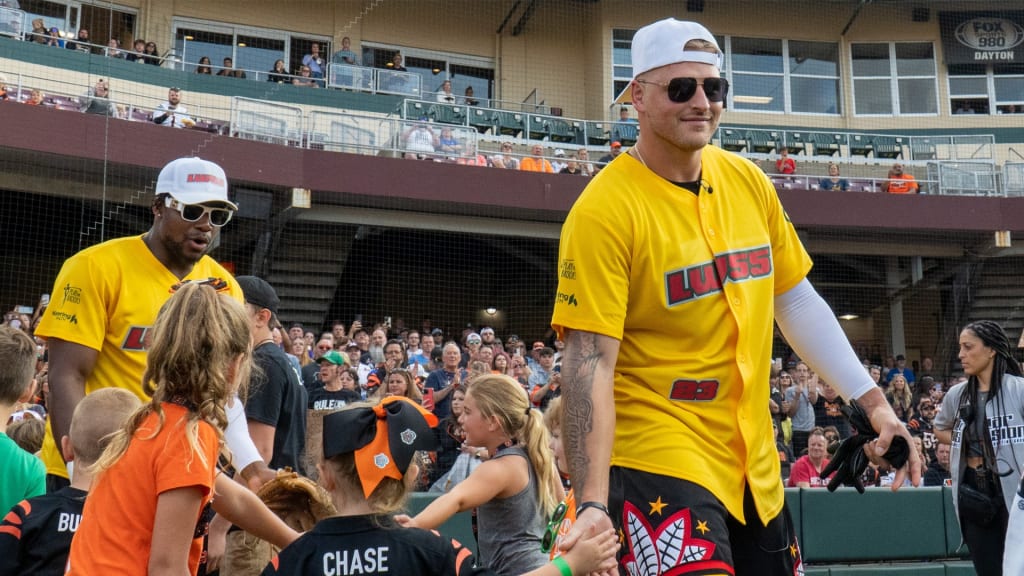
[229,96,303,146]
[1006,163,1024,198]
[323,63,422,97]
[715,127,996,164]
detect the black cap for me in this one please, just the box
[236,275,279,316]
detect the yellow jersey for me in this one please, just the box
[551,147,812,524]
[35,235,242,478]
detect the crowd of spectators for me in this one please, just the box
[771,353,953,489]
[0,292,962,505]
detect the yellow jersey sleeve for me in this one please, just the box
[35,244,114,351]
[551,185,631,341]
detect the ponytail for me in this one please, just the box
[522,407,559,518]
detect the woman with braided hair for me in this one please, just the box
[935,320,1024,576]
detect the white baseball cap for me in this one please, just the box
[615,18,722,103]
[155,157,237,209]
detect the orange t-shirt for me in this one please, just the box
[520,157,554,173]
[67,403,220,576]
[885,173,918,194]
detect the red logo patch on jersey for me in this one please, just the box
[664,246,772,306]
[122,326,151,351]
[669,379,720,402]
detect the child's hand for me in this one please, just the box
[560,526,619,576]
[393,514,416,528]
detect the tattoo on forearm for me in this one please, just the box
[562,330,602,496]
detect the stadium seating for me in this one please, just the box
[809,132,844,157]
[874,136,905,159]
[720,128,748,152]
[785,131,808,155]
[849,134,874,157]
[585,121,610,145]
[610,122,638,146]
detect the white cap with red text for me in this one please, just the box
[156,157,237,209]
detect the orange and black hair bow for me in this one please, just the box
[323,397,439,498]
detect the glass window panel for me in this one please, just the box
[731,37,783,73]
[613,65,631,78]
[732,73,784,112]
[613,80,630,100]
[451,64,493,103]
[949,77,988,96]
[789,41,838,77]
[851,43,890,76]
[613,45,631,66]
[405,55,446,95]
[612,29,634,42]
[177,28,232,73]
[949,63,987,75]
[995,77,1024,102]
[898,78,937,113]
[237,35,285,80]
[994,64,1024,75]
[791,77,840,114]
[18,0,67,37]
[895,42,934,76]
[854,78,892,114]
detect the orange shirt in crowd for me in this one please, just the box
[520,157,554,173]
[884,173,919,194]
[67,403,220,576]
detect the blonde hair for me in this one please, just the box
[321,450,408,514]
[379,370,422,403]
[94,283,252,473]
[543,396,563,433]
[886,374,913,411]
[684,38,721,56]
[7,418,44,454]
[71,388,142,468]
[0,325,35,404]
[467,374,559,517]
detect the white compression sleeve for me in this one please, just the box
[774,279,877,401]
[224,394,263,472]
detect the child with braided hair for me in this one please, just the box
[263,396,617,576]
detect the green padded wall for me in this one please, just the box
[800,487,947,563]
[406,492,478,555]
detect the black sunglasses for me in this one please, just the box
[636,77,729,103]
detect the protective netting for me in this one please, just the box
[1,0,1023,380]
